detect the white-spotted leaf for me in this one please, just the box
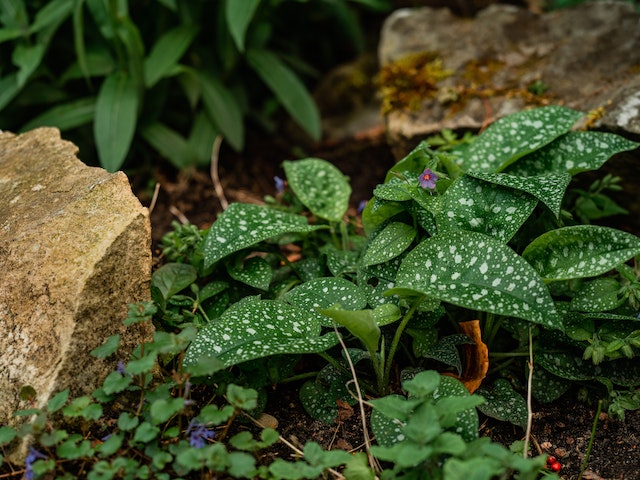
[522,225,640,281]
[227,256,273,291]
[283,158,351,222]
[468,171,571,219]
[392,230,561,328]
[456,105,582,173]
[570,277,623,312]
[432,375,480,442]
[203,203,323,268]
[437,175,537,241]
[183,300,339,369]
[507,131,639,176]
[284,277,367,327]
[362,222,416,266]
[476,379,527,428]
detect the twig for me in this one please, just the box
[210,135,228,210]
[523,326,534,458]
[148,182,161,215]
[333,325,381,474]
[168,205,189,224]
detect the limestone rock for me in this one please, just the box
[379,2,640,158]
[0,128,153,458]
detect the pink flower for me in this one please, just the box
[419,168,438,189]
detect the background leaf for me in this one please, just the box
[246,48,321,141]
[144,25,199,88]
[224,0,260,52]
[94,70,139,171]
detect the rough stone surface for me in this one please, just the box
[0,128,153,459]
[379,2,640,157]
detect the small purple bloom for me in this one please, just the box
[25,447,47,480]
[186,419,215,448]
[419,168,438,190]
[116,361,126,375]
[357,200,368,215]
[274,176,286,194]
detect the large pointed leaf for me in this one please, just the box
[183,300,338,369]
[392,230,560,328]
[522,225,640,281]
[246,48,321,141]
[436,175,537,242]
[468,171,571,218]
[476,379,527,428]
[456,106,582,173]
[319,308,380,356]
[507,131,639,176]
[362,222,416,266]
[283,158,351,222]
[203,203,323,268]
[94,71,139,171]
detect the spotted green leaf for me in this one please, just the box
[570,277,623,312]
[362,222,416,266]
[476,379,527,428]
[522,225,640,281]
[283,158,351,222]
[373,177,414,202]
[531,368,572,404]
[284,277,367,327]
[227,256,273,290]
[319,308,380,355]
[507,131,640,176]
[468,171,571,219]
[151,263,197,300]
[456,105,582,173]
[183,300,339,369]
[422,334,473,376]
[431,375,480,442]
[392,230,560,328]
[361,198,405,236]
[203,203,323,268]
[437,175,537,241]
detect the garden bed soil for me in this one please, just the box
[131,130,640,480]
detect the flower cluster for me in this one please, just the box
[186,419,216,448]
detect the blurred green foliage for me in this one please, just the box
[0,0,389,171]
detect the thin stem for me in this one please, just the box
[383,295,426,391]
[578,400,603,480]
[523,326,534,459]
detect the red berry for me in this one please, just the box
[549,461,562,472]
[546,456,557,465]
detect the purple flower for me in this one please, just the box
[25,447,47,480]
[116,361,126,375]
[419,168,438,190]
[186,419,215,448]
[357,200,368,215]
[274,176,286,194]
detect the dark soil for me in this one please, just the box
[131,127,640,479]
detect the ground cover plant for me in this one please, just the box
[1,105,639,478]
[0,0,388,171]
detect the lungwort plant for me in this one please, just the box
[154,105,640,429]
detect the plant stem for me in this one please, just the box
[578,400,603,480]
[523,326,533,459]
[383,295,426,392]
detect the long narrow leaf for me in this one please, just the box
[144,25,199,88]
[72,0,90,81]
[20,97,95,132]
[198,71,244,151]
[0,73,20,110]
[94,71,138,171]
[12,43,45,88]
[141,122,198,169]
[224,0,260,52]
[29,0,73,34]
[246,48,321,141]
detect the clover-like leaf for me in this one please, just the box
[522,225,640,281]
[468,171,571,219]
[456,105,582,173]
[203,203,323,268]
[507,131,639,176]
[362,221,416,266]
[437,175,537,242]
[392,230,560,329]
[283,158,351,222]
[476,379,527,428]
[183,300,339,369]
